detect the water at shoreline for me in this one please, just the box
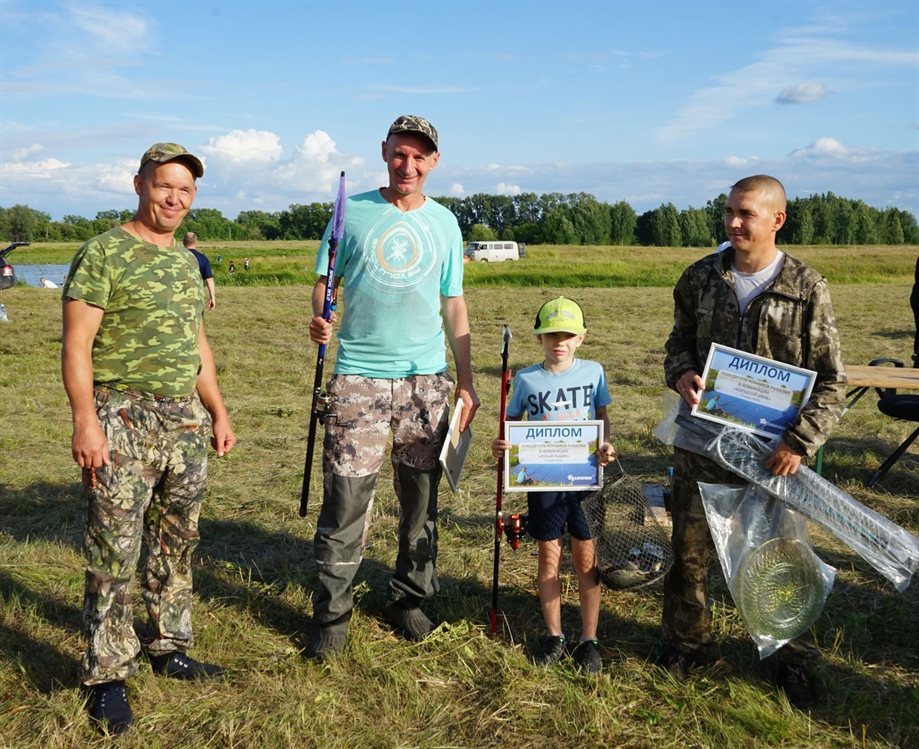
[7,264,70,288]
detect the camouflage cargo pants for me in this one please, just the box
[663,447,817,664]
[312,373,451,624]
[81,386,211,685]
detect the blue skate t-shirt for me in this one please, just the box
[507,359,612,421]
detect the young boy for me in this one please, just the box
[491,297,615,674]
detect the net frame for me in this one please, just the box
[582,465,675,590]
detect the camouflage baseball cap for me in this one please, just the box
[533,297,587,335]
[139,143,204,178]
[386,115,438,151]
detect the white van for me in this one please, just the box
[464,241,520,262]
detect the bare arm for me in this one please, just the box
[196,323,237,456]
[442,295,480,430]
[61,299,109,468]
[205,278,216,310]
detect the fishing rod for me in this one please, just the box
[490,324,512,634]
[300,171,346,518]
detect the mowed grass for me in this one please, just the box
[0,247,918,748]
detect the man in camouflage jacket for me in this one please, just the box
[61,143,236,735]
[660,175,846,710]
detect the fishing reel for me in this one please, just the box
[502,513,528,550]
[314,392,337,424]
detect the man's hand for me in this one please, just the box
[675,370,704,406]
[71,419,111,468]
[456,384,480,431]
[309,315,333,345]
[765,440,803,476]
[211,415,237,457]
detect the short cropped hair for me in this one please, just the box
[731,175,787,211]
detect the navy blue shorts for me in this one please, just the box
[526,491,592,541]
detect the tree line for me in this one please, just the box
[2,191,917,246]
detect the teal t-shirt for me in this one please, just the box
[62,227,205,397]
[315,190,465,377]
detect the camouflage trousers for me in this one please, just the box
[312,373,451,624]
[81,386,211,685]
[662,447,817,664]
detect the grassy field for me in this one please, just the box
[1,245,917,748]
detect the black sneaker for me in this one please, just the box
[533,635,567,667]
[776,662,816,710]
[149,651,225,680]
[383,603,435,641]
[87,681,133,735]
[304,620,349,662]
[656,646,696,681]
[571,640,603,675]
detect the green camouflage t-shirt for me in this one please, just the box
[63,227,205,397]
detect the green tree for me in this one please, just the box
[468,223,497,241]
[569,196,610,244]
[4,204,38,241]
[541,207,578,244]
[679,208,712,247]
[609,201,637,245]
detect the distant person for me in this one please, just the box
[491,297,615,675]
[183,231,217,310]
[912,255,918,367]
[243,256,250,272]
[305,115,479,660]
[516,466,529,485]
[39,276,59,288]
[228,260,236,274]
[61,142,236,735]
[661,174,846,710]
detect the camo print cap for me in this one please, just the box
[386,115,438,151]
[139,143,204,178]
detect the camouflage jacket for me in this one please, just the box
[664,249,846,457]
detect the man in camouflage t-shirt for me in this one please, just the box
[61,143,237,735]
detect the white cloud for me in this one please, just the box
[201,129,283,167]
[450,183,465,196]
[656,20,919,142]
[724,156,759,168]
[12,144,45,160]
[775,81,830,104]
[67,5,149,52]
[2,157,70,177]
[296,130,337,163]
[496,182,521,196]
[791,137,851,159]
[95,160,139,196]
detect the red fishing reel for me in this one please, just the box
[503,513,528,550]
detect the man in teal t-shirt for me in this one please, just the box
[306,115,479,660]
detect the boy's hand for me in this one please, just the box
[597,442,616,466]
[491,437,510,461]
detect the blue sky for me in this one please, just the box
[1,0,917,221]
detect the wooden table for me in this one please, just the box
[844,365,919,391]
[814,363,919,476]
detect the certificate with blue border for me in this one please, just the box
[504,420,603,492]
[692,343,816,439]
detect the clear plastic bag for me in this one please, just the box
[656,394,919,592]
[700,482,835,658]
